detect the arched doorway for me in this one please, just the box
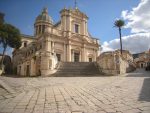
[26,65,30,76]
[74,52,80,62]
[88,54,93,62]
[141,63,143,68]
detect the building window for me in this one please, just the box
[39,25,41,33]
[141,63,144,68]
[19,66,21,75]
[56,53,61,61]
[36,26,38,34]
[39,56,41,62]
[75,24,79,33]
[42,25,45,33]
[35,47,37,51]
[40,44,42,49]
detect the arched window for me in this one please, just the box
[40,44,42,49]
[36,26,38,34]
[56,53,61,61]
[39,25,42,34]
[74,24,79,33]
[42,25,45,33]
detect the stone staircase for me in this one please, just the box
[51,62,102,76]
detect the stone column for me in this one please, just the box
[81,48,83,62]
[66,15,72,37]
[94,49,96,61]
[69,44,71,62]
[82,19,86,35]
[67,44,71,62]
[37,26,39,35]
[85,21,87,35]
[63,16,66,31]
[39,25,41,34]
[82,45,86,62]
[84,21,86,35]
[52,41,55,53]
[45,38,51,52]
[63,43,66,61]
[72,50,74,62]
[80,51,81,62]
[68,15,71,32]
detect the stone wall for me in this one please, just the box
[97,52,118,75]
[97,50,136,75]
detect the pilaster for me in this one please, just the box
[67,42,71,62]
[81,44,86,62]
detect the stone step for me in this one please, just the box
[51,62,101,76]
[56,70,100,73]
[58,67,97,70]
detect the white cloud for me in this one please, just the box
[5,48,13,57]
[102,0,150,54]
[121,0,150,33]
[102,33,150,54]
[101,42,114,52]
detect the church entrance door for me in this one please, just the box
[74,52,80,62]
[56,53,61,61]
[89,58,92,62]
[26,65,30,76]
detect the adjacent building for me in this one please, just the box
[12,7,100,76]
[134,49,150,68]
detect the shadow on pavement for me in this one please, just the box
[126,68,150,77]
[50,74,113,77]
[138,78,150,102]
[2,74,112,78]
[1,74,40,78]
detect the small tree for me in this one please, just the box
[0,23,21,71]
[114,19,125,54]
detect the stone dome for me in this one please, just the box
[35,8,53,24]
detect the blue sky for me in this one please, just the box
[1,0,150,54]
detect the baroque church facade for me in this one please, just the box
[12,7,100,76]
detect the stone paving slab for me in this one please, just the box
[0,69,150,113]
[0,79,15,93]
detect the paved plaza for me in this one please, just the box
[0,69,150,113]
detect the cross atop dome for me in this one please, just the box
[74,0,78,9]
[42,7,48,14]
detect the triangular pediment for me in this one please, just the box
[71,8,88,19]
[70,34,88,43]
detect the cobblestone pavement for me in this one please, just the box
[0,69,150,113]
